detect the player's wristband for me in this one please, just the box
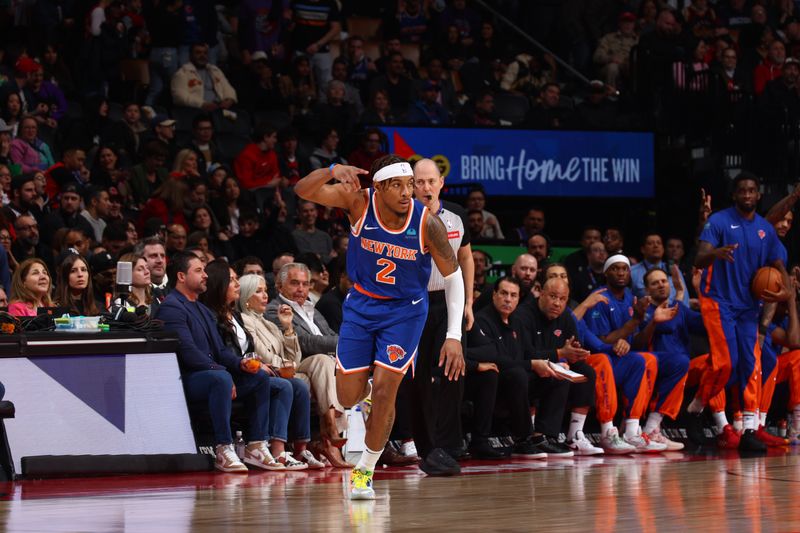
[444,267,464,341]
[329,163,337,176]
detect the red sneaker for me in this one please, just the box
[755,425,789,447]
[717,424,741,449]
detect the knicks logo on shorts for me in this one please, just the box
[387,344,406,363]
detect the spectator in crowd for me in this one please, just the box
[359,89,396,125]
[389,0,430,44]
[1,92,23,138]
[202,259,310,470]
[760,57,800,125]
[468,210,486,242]
[369,51,415,119]
[49,147,91,190]
[405,80,451,126]
[211,176,255,238]
[525,83,569,129]
[238,52,290,113]
[0,126,13,169]
[0,227,15,274]
[501,53,554,96]
[277,128,310,187]
[136,236,169,300]
[171,43,237,111]
[712,46,749,93]
[170,149,202,181]
[266,261,350,464]
[29,63,66,127]
[316,255,349,333]
[146,114,178,163]
[89,251,116,311]
[466,188,504,240]
[184,179,210,223]
[13,214,53,274]
[311,80,359,141]
[289,0,342,90]
[54,252,99,316]
[527,232,551,264]
[228,209,271,267]
[190,205,233,260]
[571,240,608,304]
[563,226,601,280]
[296,252,328,305]
[114,103,148,160]
[515,207,546,245]
[573,80,621,130]
[754,39,786,96]
[10,117,55,173]
[456,90,498,127]
[144,0,184,104]
[8,258,52,316]
[112,252,155,315]
[593,12,639,90]
[185,114,219,173]
[375,37,419,79]
[236,273,327,469]
[603,227,625,255]
[279,55,318,118]
[472,248,490,299]
[630,232,690,306]
[471,20,506,63]
[155,251,282,473]
[233,122,281,209]
[308,128,347,170]
[320,58,364,116]
[292,200,333,263]
[138,179,189,234]
[341,35,376,98]
[92,145,128,194]
[234,256,265,279]
[165,223,188,256]
[4,174,40,226]
[347,128,386,188]
[129,140,169,208]
[101,221,129,258]
[422,57,458,115]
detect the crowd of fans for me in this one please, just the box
[0,0,799,470]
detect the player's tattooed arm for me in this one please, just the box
[426,212,458,276]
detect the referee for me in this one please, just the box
[412,158,475,476]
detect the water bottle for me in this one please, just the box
[778,419,788,438]
[234,430,245,459]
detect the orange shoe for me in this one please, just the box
[717,425,741,449]
[755,425,789,447]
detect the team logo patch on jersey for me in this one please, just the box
[406,228,417,236]
[758,229,766,240]
[387,344,406,363]
[554,329,562,337]
[447,231,460,239]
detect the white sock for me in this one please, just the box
[356,446,383,473]
[600,421,614,434]
[759,411,767,427]
[687,397,705,414]
[742,411,757,431]
[644,412,663,434]
[624,419,640,439]
[712,411,729,432]
[567,412,587,441]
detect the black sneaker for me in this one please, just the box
[444,445,470,462]
[512,437,547,459]
[738,429,767,453]
[469,438,506,460]
[419,447,461,476]
[533,436,574,457]
[684,411,707,446]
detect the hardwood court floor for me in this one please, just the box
[0,448,799,532]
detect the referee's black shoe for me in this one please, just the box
[738,429,767,453]
[684,410,707,446]
[469,438,506,460]
[419,448,461,476]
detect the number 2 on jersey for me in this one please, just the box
[376,258,396,285]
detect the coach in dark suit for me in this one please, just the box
[156,251,275,472]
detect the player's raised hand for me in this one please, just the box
[653,300,679,323]
[633,296,650,319]
[331,164,369,192]
[713,243,738,263]
[439,338,465,381]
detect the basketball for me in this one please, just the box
[751,266,782,299]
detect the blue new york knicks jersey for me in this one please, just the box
[346,188,431,299]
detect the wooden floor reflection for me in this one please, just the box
[1,449,799,532]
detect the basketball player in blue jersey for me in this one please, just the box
[294,155,465,500]
[685,172,790,452]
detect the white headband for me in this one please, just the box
[373,162,414,183]
[603,254,630,273]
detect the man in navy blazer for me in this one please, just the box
[156,251,285,473]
